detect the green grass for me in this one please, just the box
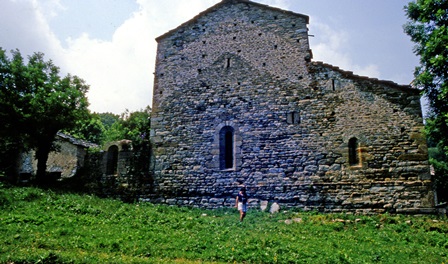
[0,185,447,263]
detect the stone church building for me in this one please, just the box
[149,0,434,213]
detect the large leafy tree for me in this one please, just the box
[0,49,27,177]
[404,0,448,202]
[0,48,90,182]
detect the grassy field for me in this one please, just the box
[0,184,447,263]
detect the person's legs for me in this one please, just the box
[239,204,247,222]
[239,210,246,221]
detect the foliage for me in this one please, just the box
[0,49,29,176]
[426,114,448,202]
[68,108,151,146]
[0,186,447,263]
[101,107,151,144]
[98,112,121,129]
[95,112,121,144]
[404,0,448,125]
[0,48,90,181]
[404,0,448,202]
[65,114,106,145]
[120,106,152,144]
[429,147,448,203]
[102,119,126,144]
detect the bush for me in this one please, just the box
[0,190,11,209]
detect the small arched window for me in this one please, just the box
[348,137,359,166]
[219,126,234,170]
[106,145,119,175]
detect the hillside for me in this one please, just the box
[0,184,447,263]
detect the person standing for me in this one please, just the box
[235,187,248,222]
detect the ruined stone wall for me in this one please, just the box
[19,139,86,179]
[149,0,434,213]
[90,141,153,201]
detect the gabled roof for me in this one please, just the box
[156,0,309,42]
[56,132,99,149]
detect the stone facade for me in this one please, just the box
[149,0,434,213]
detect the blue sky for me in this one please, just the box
[0,0,419,114]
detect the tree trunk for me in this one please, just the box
[35,144,51,184]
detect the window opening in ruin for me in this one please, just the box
[287,111,300,124]
[106,145,119,175]
[332,79,335,91]
[219,126,234,170]
[226,58,231,68]
[348,138,360,166]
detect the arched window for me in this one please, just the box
[106,145,119,175]
[219,126,234,170]
[348,137,359,166]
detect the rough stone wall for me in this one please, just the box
[19,139,86,179]
[93,141,153,201]
[149,0,434,213]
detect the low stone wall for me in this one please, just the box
[139,179,434,214]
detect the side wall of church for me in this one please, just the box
[149,1,434,213]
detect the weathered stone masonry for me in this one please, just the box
[148,0,434,213]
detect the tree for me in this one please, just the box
[0,49,28,177]
[404,0,448,202]
[67,108,151,146]
[120,106,152,144]
[65,113,106,145]
[98,107,151,144]
[0,48,90,182]
[98,112,120,130]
